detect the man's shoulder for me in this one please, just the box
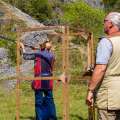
[98,36,106,39]
[99,36,108,40]
[98,36,112,44]
[97,36,113,53]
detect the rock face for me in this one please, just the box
[0,1,51,90]
[85,0,104,8]
[0,1,44,27]
[0,1,55,48]
[0,48,10,78]
[0,48,16,91]
[0,48,8,60]
[60,0,77,2]
[0,47,34,91]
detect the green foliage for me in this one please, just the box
[0,82,88,119]
[71,36,87,45]
[62,1,105,37]
[70,49,84,75]
[4,0,53,22]
[25,0,53,21]
[103,0,120,12]
[6,42,16,65]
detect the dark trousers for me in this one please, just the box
[35,90,57,120]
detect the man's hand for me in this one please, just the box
[86,91,94,106]
[59,73,67,84]
[19,42,25,53]
[19,42,24,49]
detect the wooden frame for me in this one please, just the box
[16,25,70,120]
[0,2,95,119]
[16,25,94,120]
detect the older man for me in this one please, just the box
[86,12,120,120]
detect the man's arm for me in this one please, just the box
[86,38,112,106]
[88,64,107,91]
[20,42,36,60]
[86,64,107,106]
[23,53,35,60]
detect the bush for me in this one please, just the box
[23,0,53,22]
[61,1,105,41]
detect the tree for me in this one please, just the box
[62,1,105,37]
[24,0,53,22]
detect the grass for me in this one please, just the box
[0,80,88,120]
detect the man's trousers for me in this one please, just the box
[35,90,57,120]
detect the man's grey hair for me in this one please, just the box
[106,12,120,29]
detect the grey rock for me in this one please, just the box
[0,1,55,91]
[21,31,48,47]
[0,1,44,27]
[0,48,8,59]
